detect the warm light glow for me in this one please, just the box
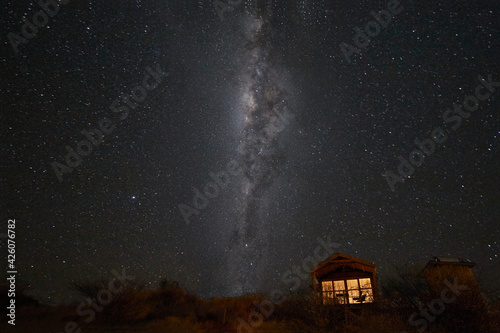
[321,278,374,304]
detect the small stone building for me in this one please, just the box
[311,253,378,305]
[420,257,489,331]
[421,257,479,294]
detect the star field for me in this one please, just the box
[2,0,500,303]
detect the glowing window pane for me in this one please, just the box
[336,293,347,304]
[350,289,361,303]
[322,281,333,291]
[364,291,374,303]
[334,280,345,291]
[321,281,334,304]
[347,279,359,290]
[359,278,371,289]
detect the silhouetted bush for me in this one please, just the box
[36,273,496,332]
[0,281,39,310]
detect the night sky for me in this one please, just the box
[2,0,500,304]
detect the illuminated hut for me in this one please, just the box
[312,253,378,305]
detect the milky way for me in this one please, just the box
[4,0,499,304]
[226,11,295,295]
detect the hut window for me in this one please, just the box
[359,278,374,302]
[321,281,334,304]
[347,279,360,304]
[334,280,347,304]
[321,278,374,304]
[352,278,373,303]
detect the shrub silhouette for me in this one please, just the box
[58,271,500,332]
[0,281,39,310]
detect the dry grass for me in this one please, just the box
[1,279,499,333]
